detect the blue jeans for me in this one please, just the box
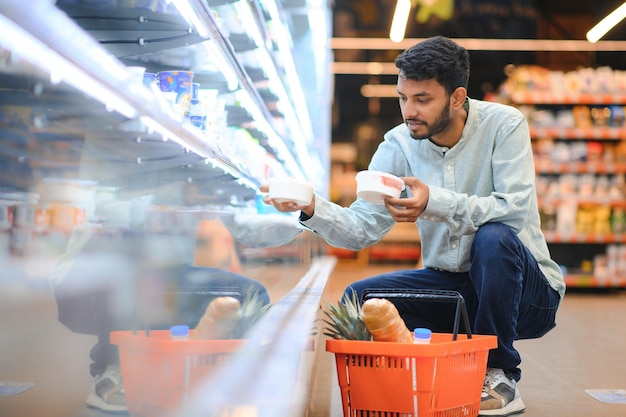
[344,222,561,381]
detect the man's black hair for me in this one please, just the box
[394,36,470,95]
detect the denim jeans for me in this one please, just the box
[344,222,561,381]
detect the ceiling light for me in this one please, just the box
[587,2,626,43]
[389,0,412,43]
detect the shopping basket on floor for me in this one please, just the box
[325,289,498,417]
[110,330,243,417]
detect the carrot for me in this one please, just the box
[191,296,242,340]
[361,298,413,343]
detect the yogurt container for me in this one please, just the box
[268,177,314,206]
[356,171,404,204]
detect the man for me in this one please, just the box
[263,36,565,416]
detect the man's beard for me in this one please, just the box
[406,100,452,140]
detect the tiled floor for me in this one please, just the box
[2,260,626,417]
[307,261,626,417]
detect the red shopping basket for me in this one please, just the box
[325,289,498,417]
[110,330,243,417]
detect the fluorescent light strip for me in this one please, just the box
[361,84,398,98]
[235,91,303,178]
[265,19,315,144]
[587,2,626,43]
[389,0,412,43]
[333,62,398,75]
[254,50,311,149]
[170,0,212,38]
[202,41,240,91]
[331,37,626,51]
[0,13,137,119]
[234,0,266,48]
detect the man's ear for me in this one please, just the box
[451,87,467,109]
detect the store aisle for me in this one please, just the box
[308,260,626,417]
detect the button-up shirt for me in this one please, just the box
[302,97,565,298]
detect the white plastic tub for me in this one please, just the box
[268,177,314,205]
[355,171,404,204]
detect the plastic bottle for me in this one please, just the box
[170,325,190,341]
[413,327,432,344]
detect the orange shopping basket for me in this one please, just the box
[110,330,243,417]
[325,289,498,417]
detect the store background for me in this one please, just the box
[331,0,626,148]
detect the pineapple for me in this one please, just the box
[321,290,372,341]
[232,291,272,339]
[192,291,271,340]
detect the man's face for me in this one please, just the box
[397,76,452,140]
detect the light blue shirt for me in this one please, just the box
[302,98,565,298]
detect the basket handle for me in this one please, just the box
[362,289,472,341]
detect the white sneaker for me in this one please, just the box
[478,368,526,416]
[85,364,127,413]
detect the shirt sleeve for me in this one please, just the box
[300,193,396,250]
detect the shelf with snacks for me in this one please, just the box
[563,274,626,288]
[542,232,626,244]
[529,126,626,140]
[508,91,626,106]
[499,65,626,288]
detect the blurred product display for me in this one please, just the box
[494,64,626,288]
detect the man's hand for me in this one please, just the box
[260,183,316,217]
[384,176,429,222]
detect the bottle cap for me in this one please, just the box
[413,327,432,340]
[170,325,190,337]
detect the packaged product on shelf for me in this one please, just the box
[590,106,611,127]
[556,200,577,235]
[573,106,592,128]
[610,105,625,127]
[611,208,626,233]
[593,205,612,235]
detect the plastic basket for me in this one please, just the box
[110,330,243,417]
[326,333,497,417]
[325,289,498,417]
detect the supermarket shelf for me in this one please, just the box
[543,231,626,244]
[538,198,626,209]
[530,126,626,140]
[535,160,626,174]
[564,274,626,288]
[510,91,626,105]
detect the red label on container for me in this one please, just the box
[381,176,402,191]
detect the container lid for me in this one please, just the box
[355,170,404,188]
[170,325,190,337]
[413,327,432,340]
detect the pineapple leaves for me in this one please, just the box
[320,290,372,341]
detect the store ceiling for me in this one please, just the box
[329,0,626,146]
